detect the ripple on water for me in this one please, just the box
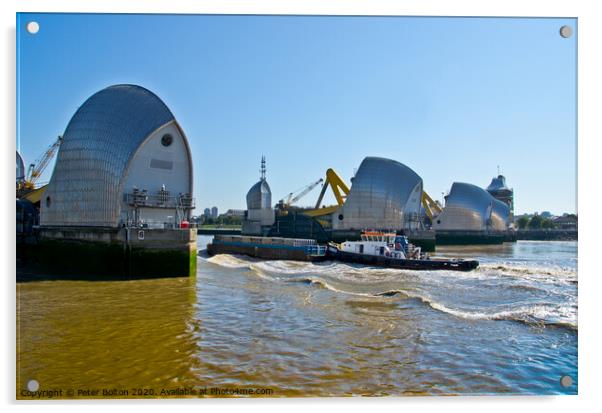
[16,240,577,396]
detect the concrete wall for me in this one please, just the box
[36,227,197,277]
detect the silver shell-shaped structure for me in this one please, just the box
[332,157,423,231]
[486,175,510,193]
[16,151,25,183]
[246,179,272,210]
[433,182,510,231]
[41,84,192,227]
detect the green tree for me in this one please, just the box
[517,216,529,229]
[528,214,543,229]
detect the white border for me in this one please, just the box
[3,1,601,412]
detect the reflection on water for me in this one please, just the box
[17,239,577,397]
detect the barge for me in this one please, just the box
[206,235,327,261]
[327,231,479,272]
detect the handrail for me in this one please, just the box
[124,191,195,209]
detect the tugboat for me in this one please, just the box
[327,231,479,271]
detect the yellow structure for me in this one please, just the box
[17,135,62,194]
[21,185,47,204]
[303,168,350,218]
[421,191,443,220]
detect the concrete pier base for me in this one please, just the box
[19,227,197,278]
[435,230,507,245]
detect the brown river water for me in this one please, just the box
[16,237,577,398]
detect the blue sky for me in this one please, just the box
[17,14,576,215]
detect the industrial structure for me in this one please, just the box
[433,182,511,244]
[41,85,193,228]
[16,135,62,198]
[22,84,197,277]
[16,152,25,186]
[329,157,424,232]
[16,135,64,242]
[242,156,275,235]
[486,174,514,221]
[257,157,435,250]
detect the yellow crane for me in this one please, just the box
[421,190,443,220]
[303,168,350,217]
[277,178,324,209]
[294,168,442,224]
[17,135,62,197]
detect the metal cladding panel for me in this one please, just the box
[332,157,423,231]
[246,179,272,210]
[486,175,508,192]
[486,175,513,198]
[16,151,25,181]
[490,198,511,230]
[434,182,509,231]
[41,84,176,227]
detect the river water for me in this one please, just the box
[17,238,577,397]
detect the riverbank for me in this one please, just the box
[515,229,577,241]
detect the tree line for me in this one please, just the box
[199,215,243,226]
[516,214,576,230]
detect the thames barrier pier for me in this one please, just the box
[18,84,197,278]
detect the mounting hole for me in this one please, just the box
[27,379,39,392]
[338,214,344,221]
[560,375,573,388]
[161,134,173,147]
[559,25,572,38]
[26,21,40,34]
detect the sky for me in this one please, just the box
[16,14,577,215]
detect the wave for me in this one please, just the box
[203,253,576,283]
[408,293,577,330]
[476,263,578,289]
[199,253,577,330]
[257,270,577,330]
[479,263,576,277]
[200,253,260,269]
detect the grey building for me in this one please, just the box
[41,84,194,229]
[33,84,197,277]
[486,174,514,220]
[242,156,275,235]
[225,209,245,217]
[433,182,510,232]
[16,151,25,184]
[331,157,424,232]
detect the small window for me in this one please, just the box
[161,134,173,147]
[150,159,173,170]
[46,196,51,208]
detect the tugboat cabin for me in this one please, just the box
[339,231,420,259]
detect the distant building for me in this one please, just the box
[242,156,275,235]
[203,208,211,217]
[553,214,577,230]
[224,209,245,217]
[211,206,218,218]
[540,211,553,219]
